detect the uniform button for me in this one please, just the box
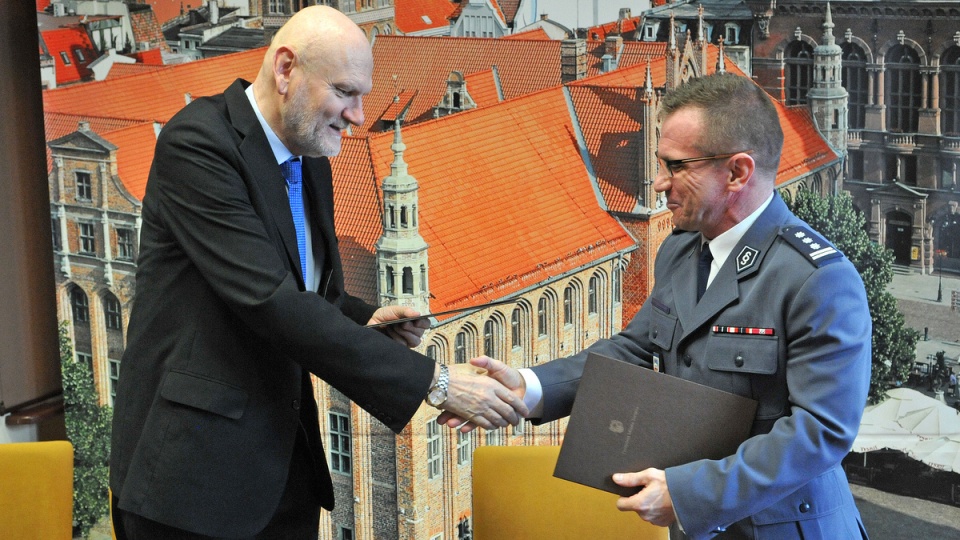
[735,354,745,368]
[799,502,810,513]
[652,328,659,338]
[683,354,692,367]
[291,399,300,410]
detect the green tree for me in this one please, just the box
[59,322,112,537]
[786,189,919,404]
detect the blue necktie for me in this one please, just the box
[697,242,713,302]
[281,158,307,284]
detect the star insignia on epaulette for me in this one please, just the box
[780,225,843,267]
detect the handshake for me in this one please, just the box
[370,306,529,432]
[432,356,529,432]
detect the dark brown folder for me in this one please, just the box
[553,353,758,497]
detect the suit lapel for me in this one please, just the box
[303,158,339,294]
[678,194,790,343]
[224,80,305,289]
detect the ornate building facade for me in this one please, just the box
[745,0,960,272]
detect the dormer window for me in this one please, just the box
[725,23,741,45]
[60,51,71,65]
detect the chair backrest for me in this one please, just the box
[472,445,669,540]
[0,440,74,540]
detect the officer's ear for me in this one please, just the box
[726,152,755,193]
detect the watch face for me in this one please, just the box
[427,388,445,406]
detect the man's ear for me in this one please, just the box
[273,46,296,95]
[726,153,756,193]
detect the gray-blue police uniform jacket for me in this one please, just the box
[530,193,871,539]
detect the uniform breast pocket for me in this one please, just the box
[649,308,678,351]
[706,335,780,415]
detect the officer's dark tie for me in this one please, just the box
[697,242,713,302]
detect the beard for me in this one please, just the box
[283,90,342,158]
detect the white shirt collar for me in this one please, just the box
[245,84,297,165]
[702,193,774,286]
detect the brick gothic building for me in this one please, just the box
[744,0,960,273]
[47,121,147,405]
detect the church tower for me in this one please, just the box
[807,3,848,156]
[375,121,430,313]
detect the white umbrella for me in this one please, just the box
[906,435,960,472]
[896,405,960,440]
[853,388,960,454]
[851,421,923,453]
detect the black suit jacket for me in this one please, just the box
[110,79,435,537]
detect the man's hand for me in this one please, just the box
[368,306,430,348]
[437,356,526,432]
[613,468,676,527]
[435,360,528,432]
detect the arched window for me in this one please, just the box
[511,307,522,349]
[841,42,868,129]
[562,286,574,325]
[71,287,89,322]
[941,46,960,135]
[483,317,502,358]
[402,267,414,294]
[385,266,395,294]
[104,295,122,330]
[455,331,467,363]
[885,45,921,132]
[785,41,814,105]
[588,276,599,315]
[454,325,476,364]
[537,297,548,337]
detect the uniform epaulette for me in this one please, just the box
[779,225,843,267]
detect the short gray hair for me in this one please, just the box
[659,73,783,179]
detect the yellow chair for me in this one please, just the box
[0,440,74,540]
[472,445,669,540]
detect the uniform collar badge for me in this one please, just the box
[736,246,759,273]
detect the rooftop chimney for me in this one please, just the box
[209,0,219,25]
[560,39,587,82]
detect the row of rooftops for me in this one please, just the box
[42,31,835,309]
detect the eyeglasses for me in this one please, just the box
[657,151,751,178]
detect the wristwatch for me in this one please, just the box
[426,364,449,408]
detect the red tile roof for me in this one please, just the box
[331,86,636,308]
[368,36,558,132]
[449,0,506,25]
[463,69,501,108]
[43,112,149,171]
[41,26,98,85]
[393,0,457,34]
[142,0,188,25]
[502,27,550,40]
[106,63,170,79]
[776,105,838,184]
[366,36,662,135]
[102,123,161,201]
[43,47,263,121]
[585,16,643,41]
[497,0,522,25]
[131,48,165,65]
